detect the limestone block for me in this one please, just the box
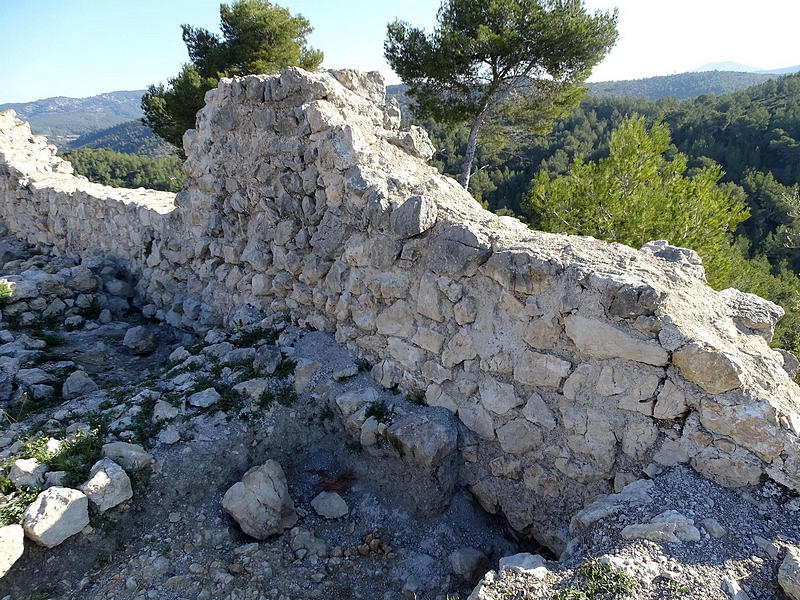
[699,399,783,462]
[0,524,24,578]
[779,544,800,600]
[513,351,571,388]
[416,272,443,322]
[9,457,48,489]
[222,461,298,539]
[458,401,496,440]
[521,392,556,430]
[412,328,445,354]
[310,491,348,519]
[672,342,743,395]
[386,411,458,467]
[376,300,414,338]
[390,195,438,239]
[62,370,99,399]
[653,379,689,420]
[478,377,523,415]
[22,487,89,548]
[621,510,701,544]
[80,459,133,513]
[102,442,154,471]
[442,331,477,369]
[496,419,543,455]
[188,387,221,408]
[565,315,668,366]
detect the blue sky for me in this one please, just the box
[2,0,800,103]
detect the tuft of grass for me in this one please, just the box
[355,358,371,372]
[257,389,275,411]
[273,355,297,379]
[76,298,102,321]
[0,281,13,306]
[365,401,391,423]
[406,389,426,406]
[234,326,279,348]
[130,397,163,449]
[276,383,298,407]
[553,560,639,600]
[10,385,66,422]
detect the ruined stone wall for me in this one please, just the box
[2,68,800,552]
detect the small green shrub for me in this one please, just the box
[553,560,639,600]
[0,488,39,526]
[0,281,12,305]
[406,389,426,406]
[273,355,297,379]
[234,326,279,348]
[365,401,391,423]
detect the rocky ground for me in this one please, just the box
[1,232,799,600]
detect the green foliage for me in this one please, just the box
[524,116,749,285]
[62,148,184,192]
[406,389,426,406]
[0,488,39,526]
[0,281,12,305]
[143,0,323,148]
[233,326,279,348]
[365,401,391,424]
[553,560,639,599]
[69,120,177,157]
[385,0,618,187]
[586,71,776,100]
[273,355,297,379]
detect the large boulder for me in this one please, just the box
[0,524,24,578]
[80,458,133,512]
[22,487,89,548]
[9,457,47,489]
[62,370,99,400]
[123,325,156,355]
[101,441,154,470]
[779,544,800,600]
[222,460,297,539]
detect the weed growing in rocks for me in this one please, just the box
[0,280,12,304]
[273,355,297,379]
[553,560,639,600]
[365,401,391,423]
[131,397,163,449]
[276,383,298,407]
[76,298,102,320]
[10,387,66,423]
[233,326,279,348]
[0,488,39,526]
[406,389,425,405]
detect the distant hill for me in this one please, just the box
[586,71,777,100]
[0,90,145,148]
[68,120,177,157]
[389,71,780,111]
[693,61,800,75]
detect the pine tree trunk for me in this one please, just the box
[459,115,484,189]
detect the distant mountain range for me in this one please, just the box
[692,61,800,75]
[0,90,145,148]
[5,66,800,155]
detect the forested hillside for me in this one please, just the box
[586,71,775,99]
[61,148,184,192]
[68,120,177,157]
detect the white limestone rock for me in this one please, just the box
[102,441,154,471]
[80,458,132,513]
[22,487,89,548]
[779,544,800,600]
[61,370,99,399]
[222,460,297,539]
[123,325,156,355]
[310,491,349,519]
[9,457,47,489]
[0,524,24,578]
[188,387,221,408]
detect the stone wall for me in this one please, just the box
[2,68,800,553]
